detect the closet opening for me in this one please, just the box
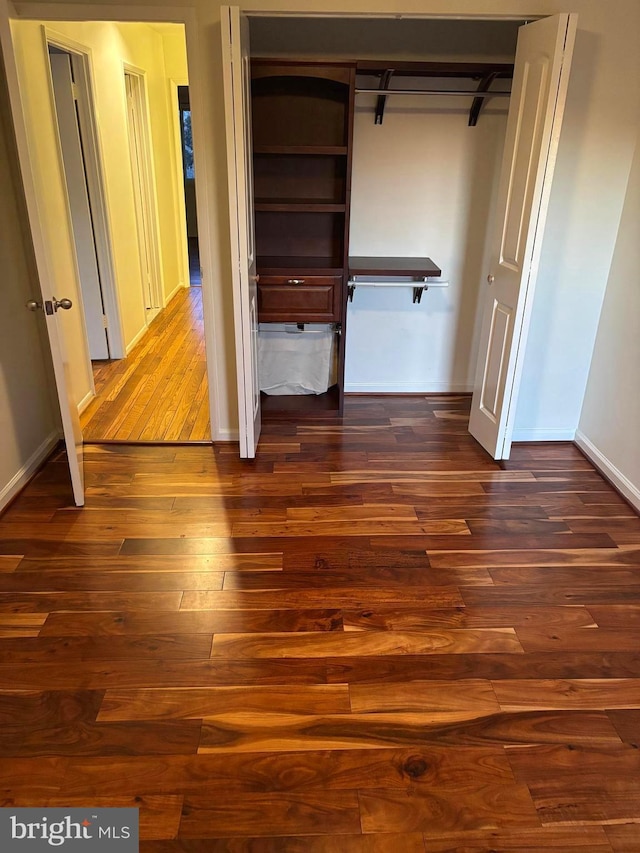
[243,14,523,424]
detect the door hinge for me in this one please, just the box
[102,314,108,328]
[71,81,79,101]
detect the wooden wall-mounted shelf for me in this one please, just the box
[355,60,514,126]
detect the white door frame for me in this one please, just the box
[168,76,191,296]
[2,1,221,442]
[222,6,548,458]
[45,26,125,359]
[124,63,164,321]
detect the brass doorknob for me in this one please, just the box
[487,274,495,284]
[54,298,73,310]
[26,300,42,312]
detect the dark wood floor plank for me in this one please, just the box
[359,782,540,834]
[98,686,351,720]
[179,790,361,837]
[0,591,183,612]
[605,825,640,852]
[197,710,621,753]
[210,629,523,659]
[0,634,213,663]
[16,554,283,573]
[529,772,640,826]
[0,658,329,690]
[493,678,640,710]
[506,743,640,783]
[182,588,465,610]
[349,680,499,714]
[140,834,427,852]
[343,605,597,631]
[0,395,638,847]
[326,652,640,683]
[0,571,224,592]
[606,709,640,745]
[422,827,613,851]
[0,718,202,757]
[40,609,343,637]
[60,746,513,798]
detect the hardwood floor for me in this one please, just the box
[81,287,210,442]
[2,394,640,850]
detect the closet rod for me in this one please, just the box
[259,328,340,335]
[355,88,510,97]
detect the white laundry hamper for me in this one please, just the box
[258,324,338,395]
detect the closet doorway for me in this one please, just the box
[178,85,201,286]
[222,8,576,460]
[124,67,163,324]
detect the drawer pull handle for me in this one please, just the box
[287,279,305,285]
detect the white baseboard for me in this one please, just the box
[344,381,474,393]
[77,390,94,415]
[575,430,640,513]
[164,280,186,307]
[215,428,239,442]
[511,428,576,442]
[0,431,60,513]
[125,323,148,356]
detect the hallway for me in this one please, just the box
[80,287,210,442]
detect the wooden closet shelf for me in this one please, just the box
[254,145,348,156]
[255,200,346,213]
[349,256,442,278]
[261,385,341,417]
[257,256,344,276]
[356,60,514,78]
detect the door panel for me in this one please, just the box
[0,12,85,504]
[221,5,261,458]
[469,13,577,459]
[49,51,109,360]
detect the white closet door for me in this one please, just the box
[50,52,109,360]
[221,5,261,458]
[468,13,577,458]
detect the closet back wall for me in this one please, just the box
[249,17,516,394]
[346,90,508,392]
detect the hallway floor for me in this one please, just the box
[1,395,640,849]
[81,287,210,442]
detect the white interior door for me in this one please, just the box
[221,5,261,459]
[124,71,161,320]
[49,51,109,360]
[0,6,84,505]
[469,13,577,458]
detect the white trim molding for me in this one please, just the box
[344,382,474,393]
[125,323,149,355]
[77,390,94,415]
[165,279,187,308]
[511,428,576,442]
[575,430,640,514]
[0,432,61,513]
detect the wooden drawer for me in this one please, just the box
[257,275,342,322]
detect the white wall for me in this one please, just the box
[6,0,640,445]
[116,22,189,308]
[346,89,507,391]
[0,52,59,511]
[576,127,640,510]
